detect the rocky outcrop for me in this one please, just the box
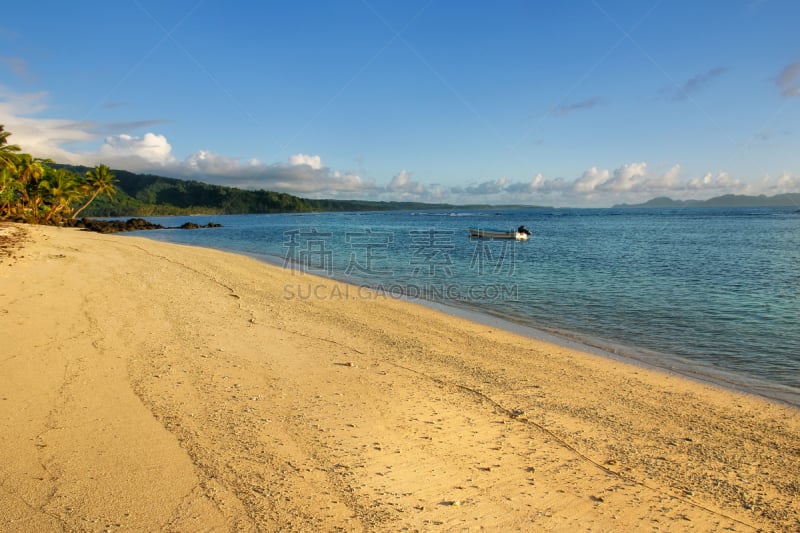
[80,218,165,233]
[78,218,222,234]
[178,222,222,230]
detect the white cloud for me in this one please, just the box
[773,171,800,193]
[388,170,425,195]
[0,86,47,115]
[288,153,322,170]
[177,152,375,195]
[506,173,551,194]
[648,164,681,190]
[687,170,742,191]
[183,150,266,178]
[0,87,94,163]
[573,167,609,193]
[599,162,648,192]
[99,133,175,166]
[464,176,509,195]
[423,184,449,201]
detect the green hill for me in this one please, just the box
[53,165,460,216]
[614,193,800,209]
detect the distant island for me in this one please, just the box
[613,193,800,209]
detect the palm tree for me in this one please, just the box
[72,164,117,219]
[0,167,21,218]
[13,153,47,216]
[15,154,47,186]
[40,168,81,222]
[0,125,21,171]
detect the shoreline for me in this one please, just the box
[2,223,799,531]
[117,211,800,408]
[184,243,800,409]
[405,296,800,409]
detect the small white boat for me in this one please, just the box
[468,226,532,240]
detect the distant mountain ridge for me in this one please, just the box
[613,193,800,209]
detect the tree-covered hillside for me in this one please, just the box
[52,166,315,216]
[54,165,459,216]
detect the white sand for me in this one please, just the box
[1,223,798,531]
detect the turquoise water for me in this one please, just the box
[124,207,800,406]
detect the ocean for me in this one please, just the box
[123,206,800,406]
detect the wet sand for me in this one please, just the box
[1,223,798,531]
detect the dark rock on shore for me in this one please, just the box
[179,222,222,229]
[0,218,222,234]
[77,218,222,234]
[81,218,165,233]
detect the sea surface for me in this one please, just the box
[123,207,800,406]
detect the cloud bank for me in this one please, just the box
[448,163,799,206]
[0,88,376,196]
[95,135,377,195]
[2,87,797,207]
[387,170,425,196]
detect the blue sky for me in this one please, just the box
[1,0,798,206]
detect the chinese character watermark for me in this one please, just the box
[283,229,333,275]
[344,229,394,276]
[409,229,455,277]
[469,239,517,275]
[280,226,521,303]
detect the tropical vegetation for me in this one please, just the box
[52,165,464,216]
[0,125,117,223]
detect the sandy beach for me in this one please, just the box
[1,222,798,532]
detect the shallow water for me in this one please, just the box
[124,206,800,405]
